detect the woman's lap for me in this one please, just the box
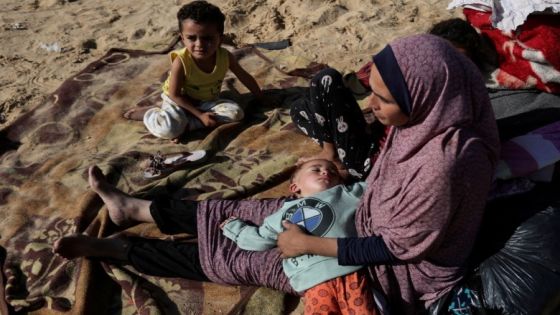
[128,197,295,293]
[127,237,208,281]
[196,198,295,293]
[124,197,293,294]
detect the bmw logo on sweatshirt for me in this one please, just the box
[282,198,335,237]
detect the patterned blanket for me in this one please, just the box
[464,8,560,93]
[0,38,324,314]
[496,120,560,180]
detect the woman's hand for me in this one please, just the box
[278,221,339,258]
[277,221,310,258]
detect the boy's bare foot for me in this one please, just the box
[88,166,153,227]
[53,234,129,260]
[123,106,152,121]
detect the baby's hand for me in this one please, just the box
[220,216,238,230]
[199,112,217,127]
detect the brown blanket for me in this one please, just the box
[0,38,323,314]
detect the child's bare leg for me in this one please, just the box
[171,131,186,143]
[171,122,191,144]
[0,268,7,315]
[123,106,154,121]
[88,166,154,226]
[53,234,129,260]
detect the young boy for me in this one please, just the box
[221,159,376,315]
[125,1,263,140]
[428,18,497,72]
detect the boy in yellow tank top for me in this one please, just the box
[124,1,263,141]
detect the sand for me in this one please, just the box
[0,0,459,128]
[0,1,460,313]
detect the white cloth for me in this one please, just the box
[143,93,244,139]
[448,0,560,31]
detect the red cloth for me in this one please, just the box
[464,8,560,93]
[356,61,373,90]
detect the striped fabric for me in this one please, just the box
[496,120,560,180]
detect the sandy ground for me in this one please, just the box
[0,0,459,129]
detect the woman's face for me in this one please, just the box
[367,63,410,126]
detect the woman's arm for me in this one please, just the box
[277,221,396,265]
[277,221,338,257]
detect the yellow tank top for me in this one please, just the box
[162,47,229,101]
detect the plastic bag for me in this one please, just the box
[430,183,560,315]
[428,283,484,315]
[478,206,560,315]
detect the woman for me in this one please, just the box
[55,34,498,314]
[280,34,500,313]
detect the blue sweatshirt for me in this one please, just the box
[222,183,365,292]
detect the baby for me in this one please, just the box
[221,159,376,314]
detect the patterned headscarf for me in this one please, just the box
[356,34,499,313]
[373,45,412,116]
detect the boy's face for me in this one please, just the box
[180,19,222,61]
[290,159,342,197]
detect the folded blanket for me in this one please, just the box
[448,0,560,31]
[490,89,560,121]
[496,120,560,180]
[491,89,560,141]
[464,8,560,93]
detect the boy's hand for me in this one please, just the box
[220,216,238,230]
[198,112,217,127]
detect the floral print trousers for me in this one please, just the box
[290,68,383,179]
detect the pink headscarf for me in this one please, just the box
[356,34,500,313]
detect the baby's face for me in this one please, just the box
[180,19,222,61]
[291,160,341,197]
